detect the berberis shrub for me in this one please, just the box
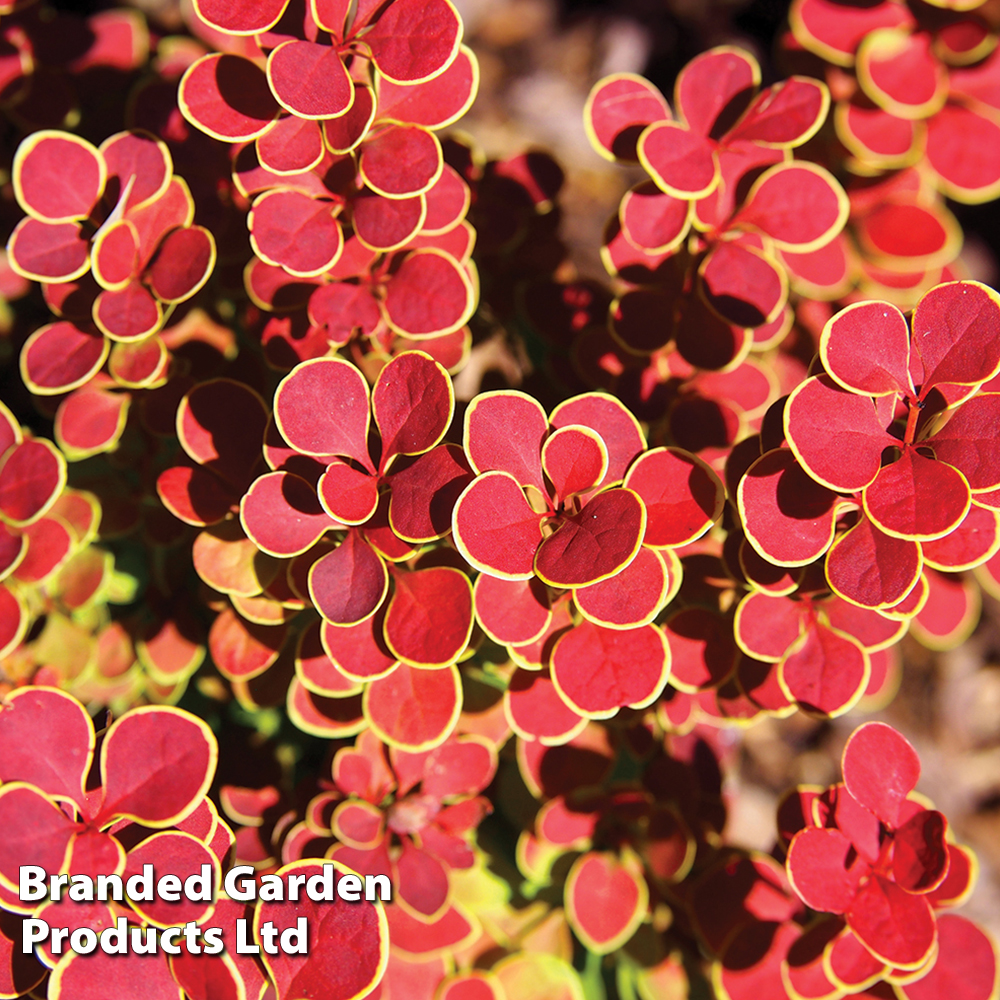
[0,0,998,996]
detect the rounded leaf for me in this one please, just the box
[0,438,67,527]
[551,620,670,718]
[20,321,108,396]
[364,662,461,751]
[13,130,105,223]
[565,852,647,954]
[179,54,280,142]
[267,39,353,119]
[842,721,920,827]
[254,859,388,1000]
[95,705,217,827]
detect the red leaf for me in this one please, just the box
[863,449,970,541]
[821,300,912,396]
[94,279,162,341]
[395,838,449,918]
[535,488,645,588]
[385,903,476,958]
[147,225,215,303]
[275,357,371,467]
[736,162,848,251]
[209,604,286,681]
[10,515,73,584]
[373,351,453,466]
[364,663,461,750]
[785,375,894,492]
[549,393,645,488]
[464,390,547,488]
[7,217,90,282]
[786,827,866,913]
[92,219,139,290]
[716,921,798,1000]
[179,53,280,142]
[893,809,949,893]
[352,189,425,252]
[565,851,647,953]
[700,241,786,327]
[178,378,268,489]
[857,29,945,119]
[928,393,1000,491]
[910,280,1000,393]
[318,459,378,525]
[779,621,869,716]
[675,46,758,136]
[308,281,381,345]
[623,447,723,547]
[912,569,980,648]
[898,914,997,1000]
[0,785,78,896]
[193,0,288,34]
[619,182,691,254]
[452,471,542,579]
[20,321,108,396]
[826,514,922,609]
[0,586,31,656]
[842,721,920,827]
[364,0,461,83]
[388,443,473,543]
[383,566,472,667]
[383,249,474,337]
[257,115,324,174]
[505,668,584,744]
[421,165,470,234]
[925,103,1000,202]
[96,706,216,827]
[360,123,442,198]
[826,926,887,991]
[157,464,236,527]
[0,687,93,806]
[551,620,669,717]
[584,73,670,162]
[13,131,104,222]
[309,530,388,625]
[791,0,912,63]
[638,121,718,198]
[287,680,365,738]
[661,606,735,691]
[254,859,388,1000]
[474,574,551,646]
[420,736,496,799]
[242,471,337,557]
[727,76,829,146]
[321,612,398,682]
[575,545,671,629]
[124,831,218,927]
[541,425,607,501]
[249,189,343,277]
[738,449,839,566]
[50,949,181,1000]
[266,39,353,119]
[376,45,478,130]
[296,620,361,696]
[846,874,936,969]
[0,438,66,526]
[99,130,170,213]
[322,84,376,153]
[54,388,129,459]
[857,200,959,267]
